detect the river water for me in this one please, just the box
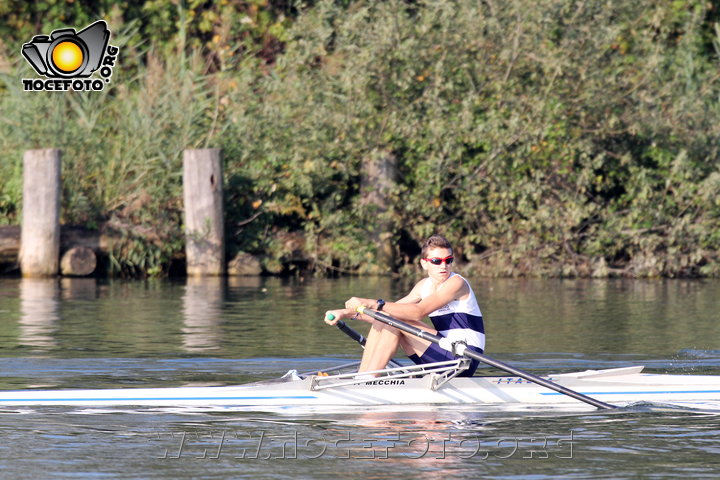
[0,276,719,479]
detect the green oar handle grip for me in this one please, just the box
[327,311,366,346]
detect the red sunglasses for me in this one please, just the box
[423,255,454,265]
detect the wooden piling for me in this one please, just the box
[20,149,61,277]
[182,149,225,276]
[361,149,397,272]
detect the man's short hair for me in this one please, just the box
[421,234,453,258]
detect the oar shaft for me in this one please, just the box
[357,307,614,410]
[327,314,402,368]
[336,320,366,346]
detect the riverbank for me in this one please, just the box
[1,224,716,279]
[2,2,718,279]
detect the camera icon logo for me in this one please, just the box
[21,20,119,92]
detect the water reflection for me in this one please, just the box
[477,278,720,354]
[1,276,718,358]
[328,409,497,475]
[227,276,263,290]
[181,276,225,352]
[19,278,59,350]
[60,278,98,301]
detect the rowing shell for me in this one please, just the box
[2,363,720,411]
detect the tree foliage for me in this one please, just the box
[225,0,720,277]
[1,0,719,277]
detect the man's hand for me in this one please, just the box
[344,296,374,311]
[323,308,353,325]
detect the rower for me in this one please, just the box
[324,234,485,377]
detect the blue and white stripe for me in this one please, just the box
[422,273,486,351]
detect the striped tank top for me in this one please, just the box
[420,273,485,352]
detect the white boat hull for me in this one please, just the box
[2,366,720,411]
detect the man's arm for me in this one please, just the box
[346,275,468,323]
[394,279,425,304]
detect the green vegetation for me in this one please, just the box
[1,0,719,277]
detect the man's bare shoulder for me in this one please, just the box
[437,274,469,298]
[396,278,428,304]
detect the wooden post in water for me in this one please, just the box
[20,149,61,277]
[183,149,225,276]
[361,149,397,272]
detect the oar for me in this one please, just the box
[335,319,366,346]
[356,307,615,410]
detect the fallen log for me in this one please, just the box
[0,225,117,274]
[60,246,97,276]
[0,225,20,266]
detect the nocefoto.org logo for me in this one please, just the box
[21,20,119,92]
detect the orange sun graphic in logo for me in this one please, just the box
[51,41,84,73]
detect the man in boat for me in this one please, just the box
[324,234,485,377]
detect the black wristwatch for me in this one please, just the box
[376,299,386,311]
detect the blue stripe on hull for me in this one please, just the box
[540,390,720,396]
